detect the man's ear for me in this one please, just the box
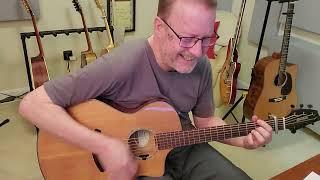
[153,16,164,36]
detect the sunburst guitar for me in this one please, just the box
[219,0,247,105]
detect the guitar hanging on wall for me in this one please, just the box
[243,2,298,120]
[219,0,247,105]
[94,0,114,56]
[21,0,50,89]
[72,0,97,68]
[37,99,319,179]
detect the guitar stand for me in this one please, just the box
[222,89,248,123]
[0,119,10,128]
[224,0,299,123]
[20,26,113,91]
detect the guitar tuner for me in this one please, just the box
[299,104,304,108]
[307,104,313,109]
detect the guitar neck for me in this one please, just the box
[231,0,247,55]
[30,13,44,57]
[80,12,94,52]
[100,9,114,49]
[279,3,294,75]
[156,119,286,150]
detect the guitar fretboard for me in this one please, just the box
[279,3,294,77]
[156,119,284,150]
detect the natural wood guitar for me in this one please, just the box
[21,0,50,89]
[94,0,115,56]
[219,0,247,105]
[72,0,97,68]
[37,100,319,179]
[243,2,298,120]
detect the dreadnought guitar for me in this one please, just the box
[21,0,50,89]
[243,2,298,120]
[219,0,247,105]
[72,0,97,68]
[37,100,319,179]
[94,0,115,56]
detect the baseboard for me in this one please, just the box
[0,87,30,100]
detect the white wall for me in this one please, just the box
[0,0,158,92]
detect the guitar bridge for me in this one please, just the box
[269,96,287,103]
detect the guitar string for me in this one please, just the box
[123,114,313,142]
[127,117,316,154]
[155,117,317,149]
[127,118,315,154]
[123,114,315,146]
[123,116,316,153]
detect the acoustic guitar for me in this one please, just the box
[72,0,97,68]
[21,0,50,89]
[94,0,115,56]
[243,2,298,120]
[219,0,247,105]
[37,100,319,179]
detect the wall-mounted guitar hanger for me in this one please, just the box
[20,26,114,91]
[0,119,9,128]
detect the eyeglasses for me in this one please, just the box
[160,17,219,48]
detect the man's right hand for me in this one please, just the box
[97,137,138,180]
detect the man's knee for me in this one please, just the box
[182,143,251,180]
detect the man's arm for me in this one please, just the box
[19,86,137,179]
[193,115,273,149]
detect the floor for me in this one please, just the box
[0,100,319,180]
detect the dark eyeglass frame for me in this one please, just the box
[159,17,220,48]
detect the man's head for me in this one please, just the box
[151,0,217,73]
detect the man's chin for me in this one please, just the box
[175,66,194,74]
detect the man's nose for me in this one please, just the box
[188,40,203,58]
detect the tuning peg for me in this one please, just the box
[290,104,295,109]
[299,104,304,108]
[290,129,296,134]
[307,104,313,109]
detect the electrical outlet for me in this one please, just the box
[63,50,73,61]
[69,56,77,61]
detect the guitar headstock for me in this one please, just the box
[21,0,33,15]
[72,0,82,14]
[94,0,104,10]
[285,106,319,133]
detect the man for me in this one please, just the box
[19,0,272,179]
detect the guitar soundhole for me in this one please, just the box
[128,129,156,160]
[274,73,287,87]
[92,129,104,172]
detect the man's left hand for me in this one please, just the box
[243,115,273,149]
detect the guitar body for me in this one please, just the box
[243,55,298,120]
[21,0,50,89]
[37,100,319,179]
[31,56,50,89]
[99,48,109,57]
[81,51,97,68]
[219,39,241,105]
[37,100,180,180]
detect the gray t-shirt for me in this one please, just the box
[44,39,214,118]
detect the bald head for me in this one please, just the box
[157,0,217,20]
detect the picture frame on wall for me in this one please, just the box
[107,0,136,32]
